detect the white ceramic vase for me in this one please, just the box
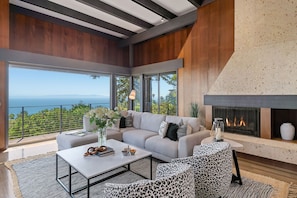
[280,123,295,140]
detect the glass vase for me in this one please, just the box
[97,127,107,147]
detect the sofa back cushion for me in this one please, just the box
[181,117,200,133]
[141,112,166,133]
[165,115,183,126]
[166,115,201,133]
[127,110,142,129]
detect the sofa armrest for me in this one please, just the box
[178,130,210,158]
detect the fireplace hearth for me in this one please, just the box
[212,106,260,137]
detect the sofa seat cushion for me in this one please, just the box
[122,129,158,148]
[56,129,122,150]
[145,136,178,159]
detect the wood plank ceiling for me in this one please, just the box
[9,0,214,46]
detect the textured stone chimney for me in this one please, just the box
[205,0,297,108]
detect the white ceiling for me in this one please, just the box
[10,0,198,40]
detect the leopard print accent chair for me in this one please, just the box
[103,163,195,198]
[172,142,232,198]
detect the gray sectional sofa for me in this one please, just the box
[56,111,210,162]
[122,111,210,162]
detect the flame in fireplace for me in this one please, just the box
[226,116,247,127]
[239,116,246,126]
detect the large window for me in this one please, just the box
[8,65,178,142]
[143,72,177,115]
[8,67,111,140]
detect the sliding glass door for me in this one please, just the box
[131,76,141,111]
[160,73,177,115]
[115,75,130,111]
[143,72,177,115]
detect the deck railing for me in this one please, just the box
[8,103,109,142]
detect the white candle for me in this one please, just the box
[216,128,222,140]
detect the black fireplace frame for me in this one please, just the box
[212,106,260,137]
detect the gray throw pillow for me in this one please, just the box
[177,125,187,140]
[125,115,133,127]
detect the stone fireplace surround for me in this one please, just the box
[205,95,297,140]
[202,0,297,166]
[205,104,297,166]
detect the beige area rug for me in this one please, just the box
[4,152,297,198]
[238,169,297,198]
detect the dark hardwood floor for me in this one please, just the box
[237,152,297,184]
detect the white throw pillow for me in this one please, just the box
[186,124,193,135]
[159,121,169,138]
[83,115,97,132]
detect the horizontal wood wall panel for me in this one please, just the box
[133,27,192,66]
[9,11,128,66]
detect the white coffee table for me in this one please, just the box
[201,136,243,185]
[56,139,152,197]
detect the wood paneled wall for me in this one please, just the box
[178,0,234,124]
[133,0,234,125]
[9,11,129,66]
[0,0,9,151]
[133,27,192,66]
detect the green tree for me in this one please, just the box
[116,76,130,110]
[8,103,91,139]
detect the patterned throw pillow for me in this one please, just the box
[159,121,169,138]
[125,115,133,127]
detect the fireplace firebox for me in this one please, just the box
[212,106,260,137]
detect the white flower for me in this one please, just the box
[85,107,121,129]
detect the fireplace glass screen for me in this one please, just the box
[212,106,260,137]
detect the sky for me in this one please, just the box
[9,67,110,97]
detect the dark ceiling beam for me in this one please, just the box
[201,0,216,6]
[76,0,153,29]
[188,0,204,7]
[19,0,135,37]
[132,0,177,19]
[119,10,197,47]
[10,5,120,41]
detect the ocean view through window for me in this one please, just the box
[8,67,111,141]
[9,96,110,115]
